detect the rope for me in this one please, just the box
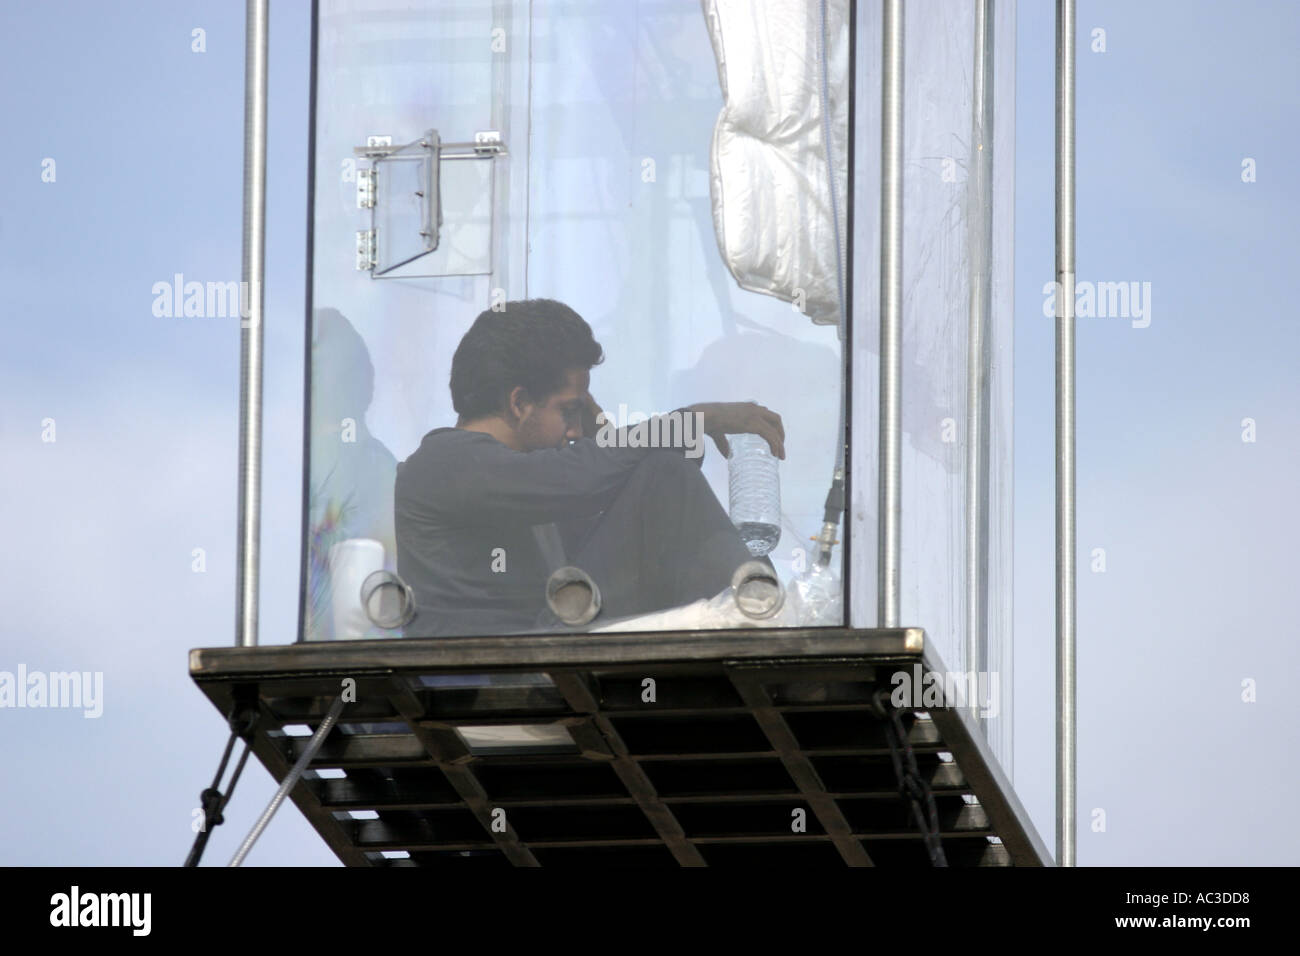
[183,705,258,867]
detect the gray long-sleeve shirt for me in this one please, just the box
[394,423,701,637]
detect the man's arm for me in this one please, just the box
[580,393,704,466]
[449,425,686,526]
[443,394,748,527]
[582,392,785,460]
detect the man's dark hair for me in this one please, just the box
[450,299,604,420]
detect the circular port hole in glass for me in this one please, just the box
[732,560,784,620]
[361,570,415,629]
[546,566,602,626]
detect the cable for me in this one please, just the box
[228,695,346,867]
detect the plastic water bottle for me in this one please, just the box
[727,432,781,556]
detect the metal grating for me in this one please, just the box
[190,627,1051,867]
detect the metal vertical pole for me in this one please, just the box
[236,0,269,648]
[1054,0,1077,867]
[965,0,994,712]
[490,0,514,299]
[878,0,903,628]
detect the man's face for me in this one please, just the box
[513,367,589,451]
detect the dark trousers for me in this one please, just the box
[556,451,756,623]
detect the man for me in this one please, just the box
[394,298,784,637]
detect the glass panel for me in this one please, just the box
[305,0,852,643]
[848,0,1015,774]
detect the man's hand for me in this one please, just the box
[689,401,786,460]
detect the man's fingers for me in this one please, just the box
[698,402,784,458]
[763,408,785,442]
[748,403,784,438]
[749,404,784,458]
[760,424,785,460]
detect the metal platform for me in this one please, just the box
[189,627,1051,866]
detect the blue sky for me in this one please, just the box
[1012,0,1299,863]
[0,0,1295,865]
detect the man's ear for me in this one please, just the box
[506,385,532,422]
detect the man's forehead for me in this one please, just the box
[555,367,590,399]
